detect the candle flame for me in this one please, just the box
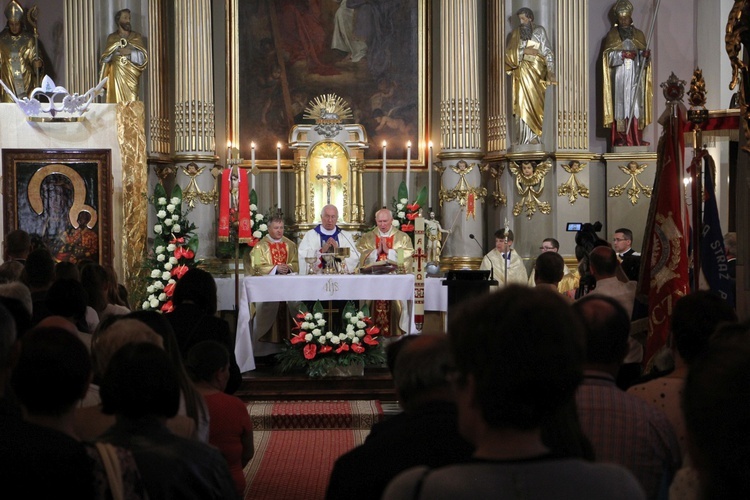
[276,142,281,149]
[407,141,412,147]
[227,140,232,148]
[428,141,433,148]
[251,141,256,149]
[382,141,387,147]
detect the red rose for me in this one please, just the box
[303,344,317,359]
[351,343,365,354]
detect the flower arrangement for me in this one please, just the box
[391,181,427,236]
[276,301,386,377]
[248,189,269,247]
[141,183,198,313]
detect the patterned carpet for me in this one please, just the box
[243,400,383,500]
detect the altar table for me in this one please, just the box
[235,274,417,372]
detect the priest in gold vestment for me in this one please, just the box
[0,1,42,102]
[244,216,299,357]
[356,208,414,336]
[504,7,555,146]
[99,8,148,103]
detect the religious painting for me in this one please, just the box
[228,0,429,167]
[2,149,113,266]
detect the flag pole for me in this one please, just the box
[687,68,708,291]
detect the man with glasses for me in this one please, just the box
[612,228,641,281]
[528,237,573,290]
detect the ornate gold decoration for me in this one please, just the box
[154,164,177,185]
[608,161,652,205]
[304,94,353,122]
[481,162,507,207]
[687,67,708,127]
[181,162,219,208]
[649,211,685,292]
[116,101,148,294]
[438,160,487,208]
[557,160,590,204]
[28,164,96,227]
[726,0,750,151]
[509,158,552,219]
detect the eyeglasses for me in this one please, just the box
[612,238,627,242]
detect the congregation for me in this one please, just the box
[0,222,746,499]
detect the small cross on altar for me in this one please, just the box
[319,300,341,328]
[316,164,342,204]
[412,247,427,273]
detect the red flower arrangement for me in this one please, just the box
[276,300,386,377]
[391,181,427,236]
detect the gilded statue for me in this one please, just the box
[602,0,653,147]
[99,8,148,103]
[0,0,43,102]
[424,211,449,264]
[509,159,552,219]
[504,7,556,146]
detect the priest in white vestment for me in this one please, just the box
[480,228,528,287]
[298,204,359,274]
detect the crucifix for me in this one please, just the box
[412,247,427,273]
[316,164,342,204]
[319,300,341,328]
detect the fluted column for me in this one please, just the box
[64,0,98,93]
[557,0,589,151]
[147,0,170,161]
[174,0,217,258]
[439,0,485,270]
[486,0,507,155]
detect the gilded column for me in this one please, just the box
[147,0,170,161]
[557,0,589,151]
[486,0,507,155]
[439,0,485,270]
[174,0,217,258]
[64,0,98,93]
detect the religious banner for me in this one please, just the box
[638,109,690,368]
[218,166,252,243]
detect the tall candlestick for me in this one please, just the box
[226,140,232,164]
[276,142,282,208]
[406,140,411,197]
[250,142,256,191]
[428,141,433,210]
[382,141,387,207]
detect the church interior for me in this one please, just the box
[2,0,750,498]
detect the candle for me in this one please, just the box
[276,142,282,208]
[397,248,404,265]
[428,141,433,210]
[382,141,387,207]
[226,140,232,164]
[250,141,256,191]
[406,141,411,197]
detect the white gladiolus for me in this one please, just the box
[172,214,179,221]
[171,197,180,204]
[338,333,347,340]
[147,285,155,294]
[253,231,262,238]
[400,198,408,204]
[166,204,176,213]
[346,324,355,332]
[317,319,326,326]
[356,330,365,337]
[330,336,341,345]
[158,197,167,205]
[157,254,165,262]
[159,293,167,301]
[356,321,366,328]
[173,224,181,232]
[325,331,333,339]
[392,220,400,227]
[151,269,161,278]
[150,298,160,308]
[357,312,365,319]
[259,224,268,231]
[314,312,323,320]
[312,328,321,336]
[157,210,167,219]
[255,214,264,220]
[317,337,326,344]
[347,332,355,339]
[164,263,173,271]
[397,203,404,210]
[155,281,165,289]
[397,211,405,218]
[164,219,173,227]
[344,312,352,319]
[167,244,176,251]
[156,245,165,254]
[169,257,178,265]
[142,300,150,309]
[352,337,361,344]
[250,204,257,211]
[154,224,163,234]
[305,333,313,342]
[305,313,313,321]
[161,271,171,280]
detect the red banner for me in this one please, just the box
[638,108,690,368]
[218,167,252,242]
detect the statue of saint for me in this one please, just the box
[0,0,43,102]
[504,7,555,146]
[602,0,652,147]
[99,8,148,103]
[425,211,449,264]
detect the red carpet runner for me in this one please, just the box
[244,401,383,500]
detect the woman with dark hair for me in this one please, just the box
[186,340,254,497]
[127,309,210,442]
[80,263,129,326]
[98,342,238,499]
[166,268,241,394]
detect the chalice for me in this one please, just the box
[304,250,317,275]
[335,247,351,274]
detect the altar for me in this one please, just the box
[235,274,423,372]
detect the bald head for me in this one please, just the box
[376,209,394,233]
[321,205,339,231]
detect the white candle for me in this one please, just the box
[276,142,282,207]
[428,141,433,210]
[406,141,411,197]
[226,140,232,164]
[250,141,256,191]
[382,141,387,207]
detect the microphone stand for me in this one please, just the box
[469,233,493,283]
[503,218,510,285]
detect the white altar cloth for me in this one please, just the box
[235,274,416,372]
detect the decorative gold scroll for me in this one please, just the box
[608,161,653,205]
[509,158,552,219]
[557,160,590,204]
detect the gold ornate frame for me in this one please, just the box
[2,149,113,266]
[226,0,430,169]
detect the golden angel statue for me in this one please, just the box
[509,159,552,219]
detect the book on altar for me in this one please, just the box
[359,260,399,275]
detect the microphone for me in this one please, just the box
[469,234,493,282]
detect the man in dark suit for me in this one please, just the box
[612,227,641,281]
